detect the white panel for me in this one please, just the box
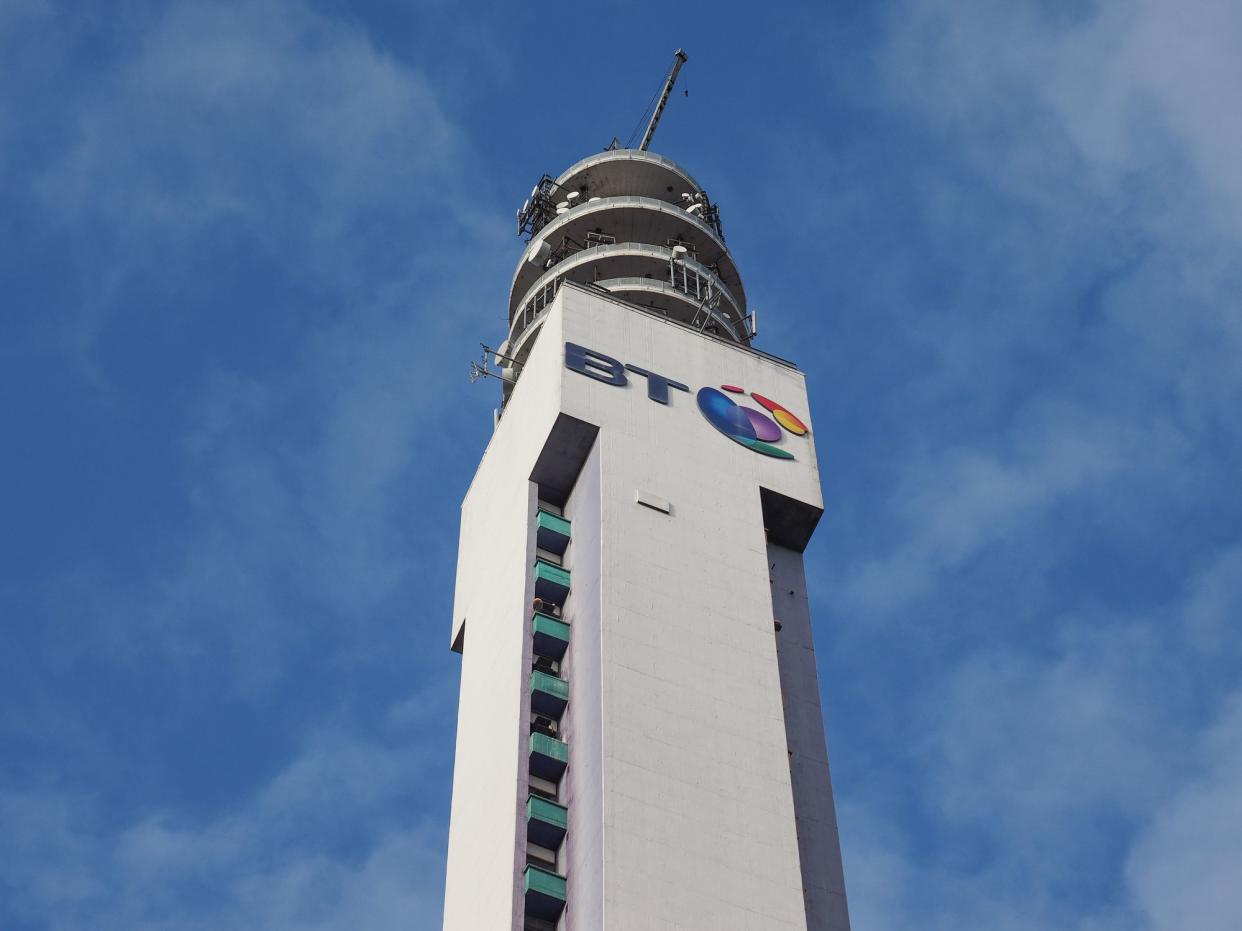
[445,282,845,931]
[556,285,816,929]
[443,311,568,931]
[635,489,672,514]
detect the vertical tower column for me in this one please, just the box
[446,143,850,931]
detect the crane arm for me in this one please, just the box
[638,49,688,151]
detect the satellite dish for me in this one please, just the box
[588,196,601,203]
[672,245,688,258]
[528,239,553,266]
[566,191,580,204]
[686,202,704,216]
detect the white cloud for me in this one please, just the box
[875,0,1242,379]
[16,0,487,384]
[834,518,1242,929]
[843,402,1134,614]
[1044,0,1242,226]
[881,0,1242,217]
[38,0,458,239]
[0,694,452,931]
[1,7,492,923]
[815,0,1242,614]
[8,0,510,692]
[1126,688,1242,931]
[925,630,1171,831]
[1183,546,1242,655]
[820,6,1242,927]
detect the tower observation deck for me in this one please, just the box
[500,149,750,404]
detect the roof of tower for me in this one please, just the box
[506,148,748,370]
[552,149,705,206]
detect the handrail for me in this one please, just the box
[507,242,743,349]
[553,148,705,198]
[509,195,743,313]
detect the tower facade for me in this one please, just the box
[443,149,850,930]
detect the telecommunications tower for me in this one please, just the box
[443,51,851,930]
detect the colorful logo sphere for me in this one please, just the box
[696,385,808,459]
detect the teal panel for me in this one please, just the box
[536,510,572,538]
[534,560,571,587]
[524,865,567,901]
[531,613,570,661]
[531,613,569,641]
[529,731,568,764]
[535,509,573,557]
[527,795,568,830]
[531,670,569,702]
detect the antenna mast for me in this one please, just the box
[638,49,688,151]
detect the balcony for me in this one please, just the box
[529,731,568,782]
[507,242,746,357]
[527,794,568,850]
[509,195,744,321]
[535,509,571,556]
[531,612,570,661]
[524,864,567,922]
[530,670,569,719]
[533,559,570,606]
[532,653,560,676]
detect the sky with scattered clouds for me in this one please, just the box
[3,1,1241,928]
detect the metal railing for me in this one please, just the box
[669,261,709,302]
[508,243,746,355]
[512,277,565,342]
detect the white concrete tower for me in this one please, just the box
[443,146,851,931]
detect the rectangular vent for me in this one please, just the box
[636,490,672,514]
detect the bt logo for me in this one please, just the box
[695,385,806,460]
[564,342,809,460]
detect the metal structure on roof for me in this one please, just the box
[638,48,687,151]
[500,50,753,405]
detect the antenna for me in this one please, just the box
[469,343,524,384]
[638,49,688,152]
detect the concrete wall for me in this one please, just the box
[554,285,822,930]
[442,311,564,931]
[445,283,848,930]
[563,441,605,930]
[770,542,851,930]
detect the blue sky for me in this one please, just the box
[3,1,1241,928]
